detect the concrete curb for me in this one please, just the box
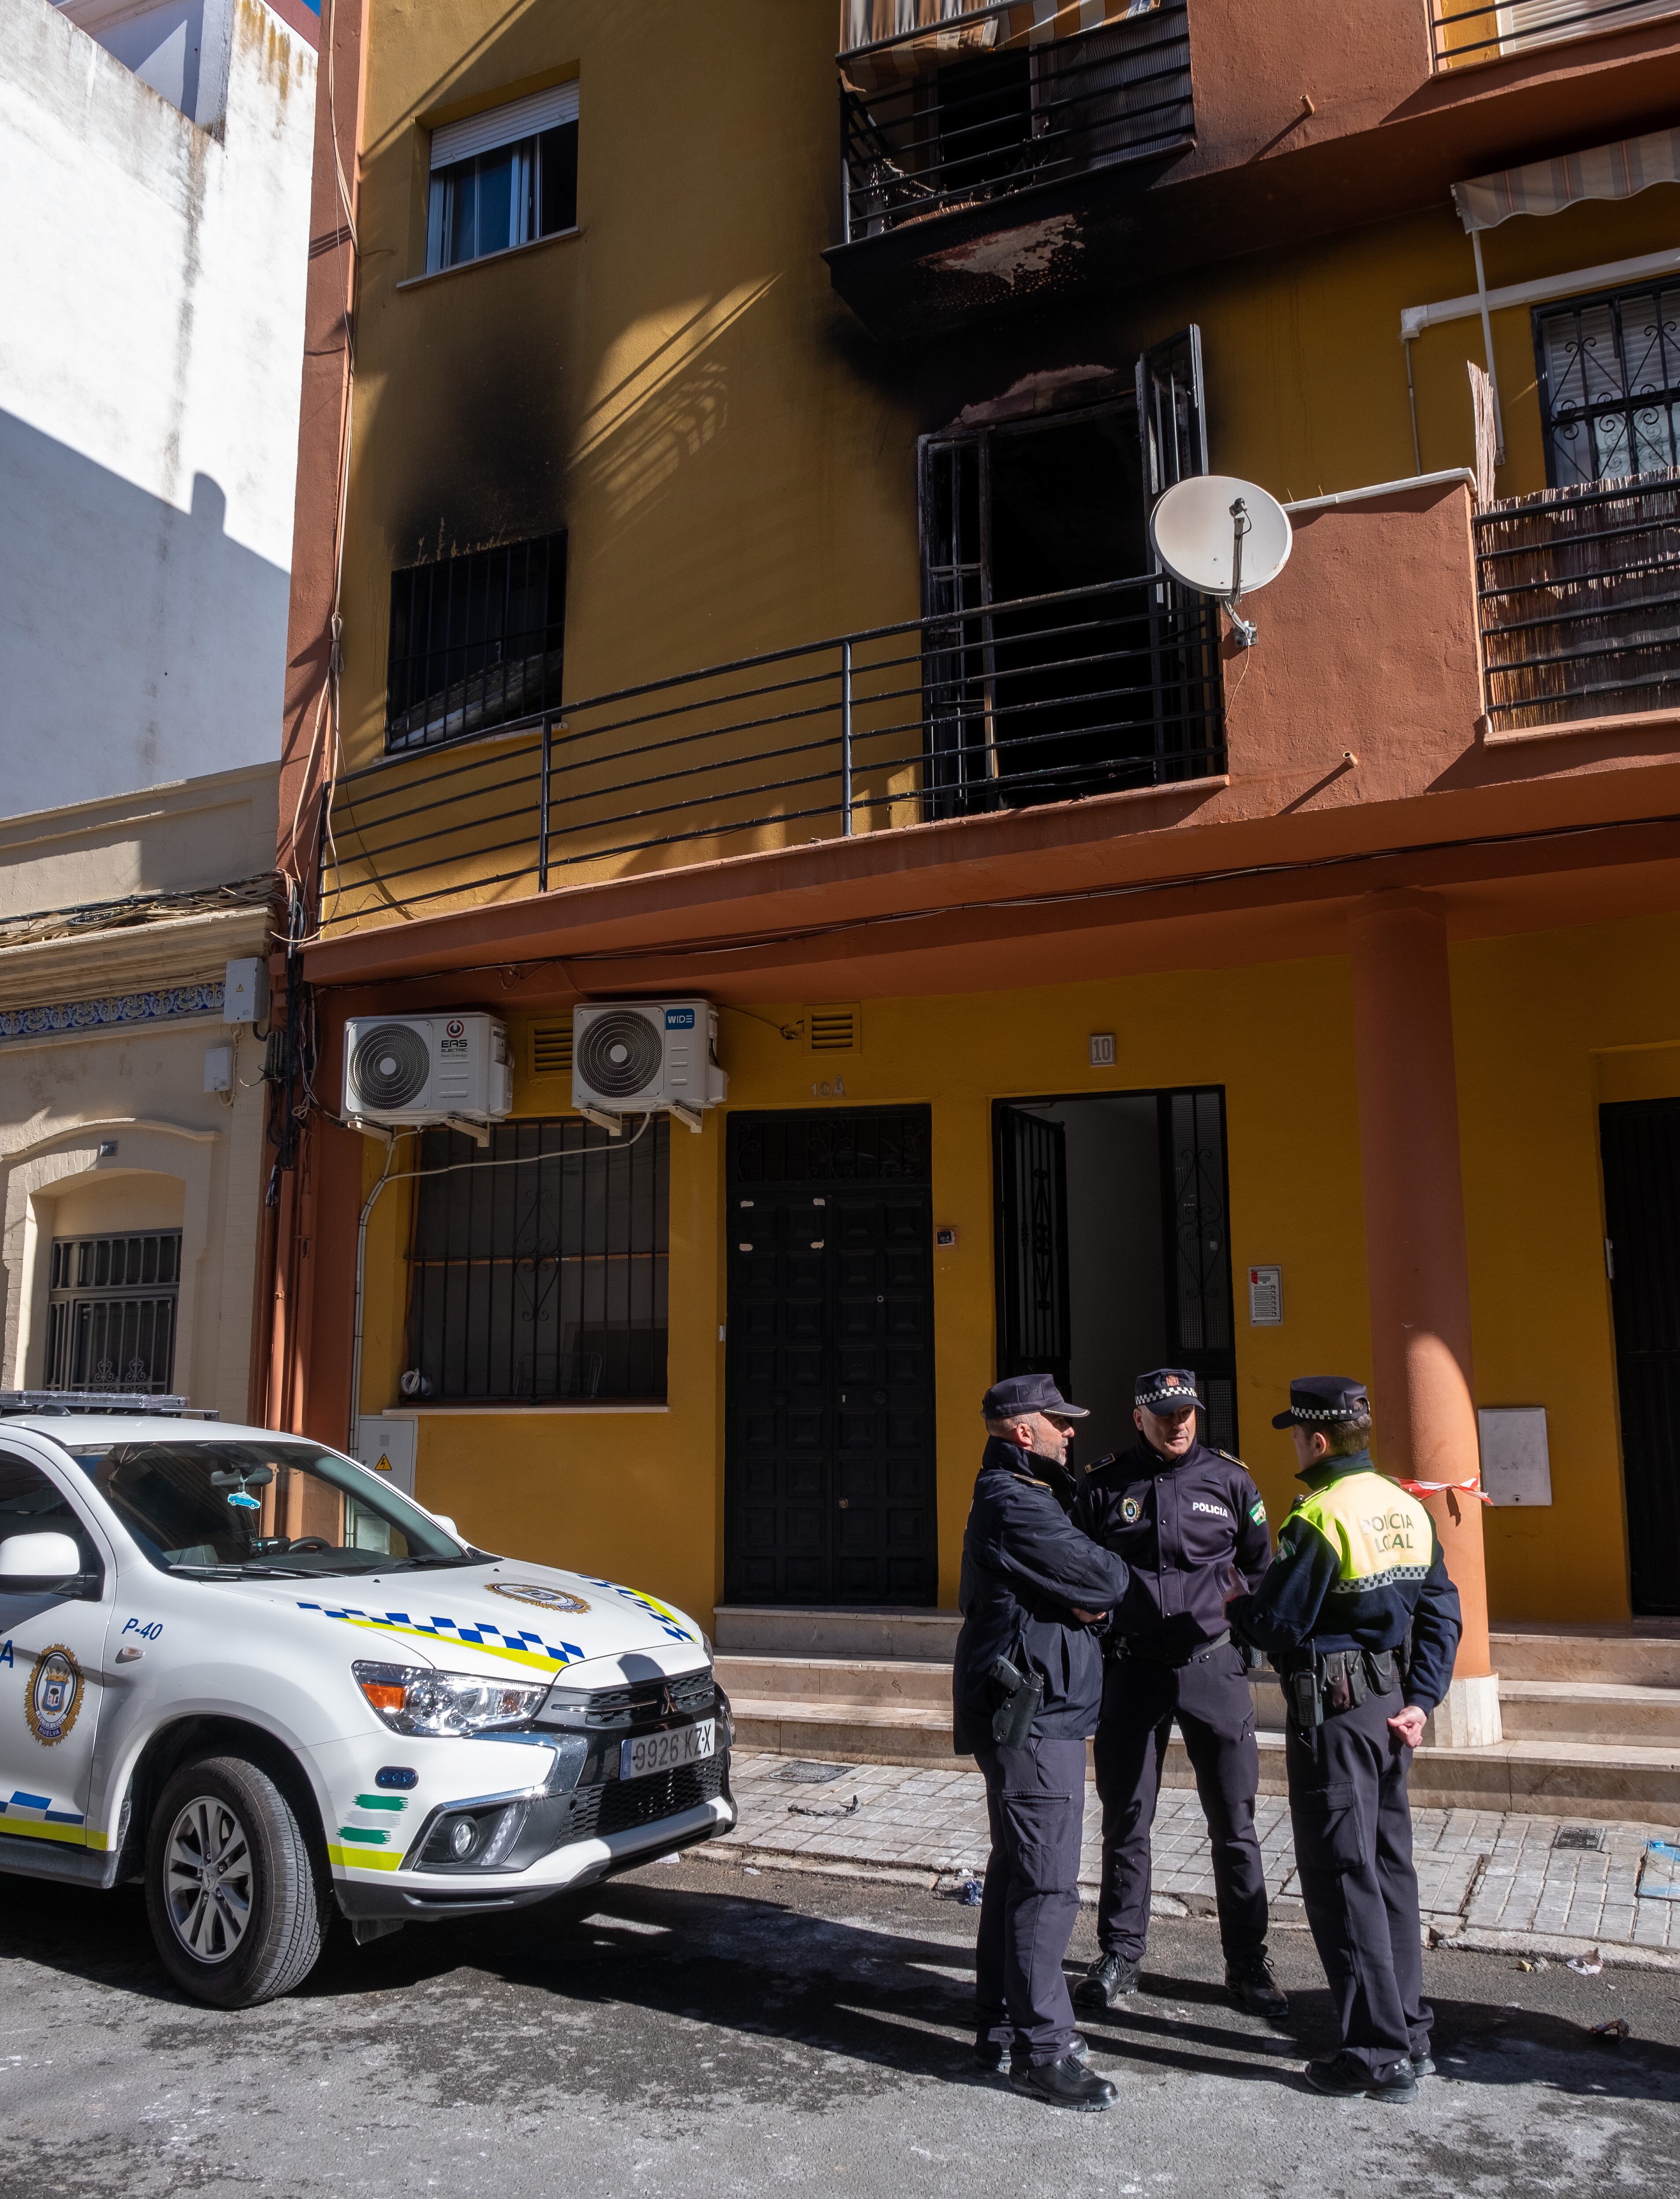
[689,1841,1680,1969]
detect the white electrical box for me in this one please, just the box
[343,1013,512,1126]
[204,1044,234,1094]
[1478,1406,1552,1506]
[224,957,270,1024]
[356,1415,417,1499]
[1248,1265,1283,1324]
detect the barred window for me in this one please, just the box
[386,531,567,753]
[47,1231,181,1394]
[1535,283,1680,489]
[406,1119,669,1404]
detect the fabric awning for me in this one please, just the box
[1453,126,1680,233]
[840,0,1158,96]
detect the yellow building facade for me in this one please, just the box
[280,1,1680,1663]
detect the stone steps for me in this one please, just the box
[715,1609,1680,1819]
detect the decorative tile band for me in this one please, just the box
[0,983,224,1046]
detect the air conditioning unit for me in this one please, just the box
[572,1000,727,1128]
[343,1013,512,1127]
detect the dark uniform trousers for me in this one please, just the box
[1094,1639,1268,1963]
[1287,1685,1432,2077]
[972,1734,1088,2066]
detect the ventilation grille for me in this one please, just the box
[532,1020,574,1079]
[806,1005,859,1055]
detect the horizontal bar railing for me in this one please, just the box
[322,572,1224,923]
[840,2,1192,243]
[1431,0,1679,70]
[1476,470,1680,728]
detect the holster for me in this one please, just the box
[1282,1647,1401,1731]
[988,1654,1044,1749]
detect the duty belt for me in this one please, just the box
[1115,1628,1231,1669]
[1279,1646,1402,1730]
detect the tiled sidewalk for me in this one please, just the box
[708,1751,1680,1965]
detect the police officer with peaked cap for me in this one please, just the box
[954,1372,1132,2111]
[1228,1376,1462,2103]
[1070,1368,1287,2020]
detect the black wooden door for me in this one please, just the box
[725,1109,937,1607]
[1599,1099,1680,1613]
[994,1106,1072,1394]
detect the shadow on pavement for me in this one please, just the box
[4,1869,1676,2110]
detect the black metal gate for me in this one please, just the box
[724,1109,938,1607]
[1599,1099,1680,1613]
[993,1088,1237,1454]
[995,1108,1072,1396]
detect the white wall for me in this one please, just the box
[0,0,315,815]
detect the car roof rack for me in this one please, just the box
[0,1392,219,1420]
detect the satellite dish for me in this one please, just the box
[1148,475,1293,648]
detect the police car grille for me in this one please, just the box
[543,1671,716,1732]
[570,1754,727,1840]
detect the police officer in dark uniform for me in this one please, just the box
[954,1373,1132,2111]
[1071,1368,1287,2020]
[1228,1376,1462,2103]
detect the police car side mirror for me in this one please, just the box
[0,1531,98,1597]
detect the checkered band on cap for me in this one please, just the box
[1291,1403,1364,1420]
[1137,1380,1200,1409]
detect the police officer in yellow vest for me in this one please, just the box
[1227,1377,1462,2103]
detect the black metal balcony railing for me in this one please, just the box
[1476,471,1680,730]
[1432,0,1679,70]
[321,575,1224,923]
[840,2,1193,242]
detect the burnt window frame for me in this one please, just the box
[386,531,568,754]
[405,1117,670,1406]
[1533,279,1680,489]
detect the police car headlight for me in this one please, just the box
[354,1660,549,1737]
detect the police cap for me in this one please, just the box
[982,1372,1089,1421]
[1272,1375,1371,1430]
[1134,1368,1202,1415]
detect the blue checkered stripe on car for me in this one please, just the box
[299,1602,586,1667]
[0,1789,83,1826]
[580,1578,696,1643]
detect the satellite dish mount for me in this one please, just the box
[1148,475,1294,651]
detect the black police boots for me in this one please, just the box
[1226,1950,1289,2020]
[1305,2051,1418,2103]
[1072,1952,1140,2010]
[1010,2052,1118,2112]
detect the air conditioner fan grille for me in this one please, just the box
[351,1022,431,1111]
[577,1009,662,1098]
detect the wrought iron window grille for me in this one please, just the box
[405,1118,669,1405]
[386,532,567,755]
[46,1231,181,1395]
[1535,281,1680,489]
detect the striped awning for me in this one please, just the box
[1454,126,1680,233]
[840,0,1158,95]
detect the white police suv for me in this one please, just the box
[0,1404,734,2006]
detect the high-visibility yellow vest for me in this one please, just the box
[1287,1471,1435,1598]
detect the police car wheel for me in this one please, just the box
[144,1754,327,2008]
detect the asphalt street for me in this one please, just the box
[4,1852,1677,2199]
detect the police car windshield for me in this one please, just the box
[63,1440,478,1577]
